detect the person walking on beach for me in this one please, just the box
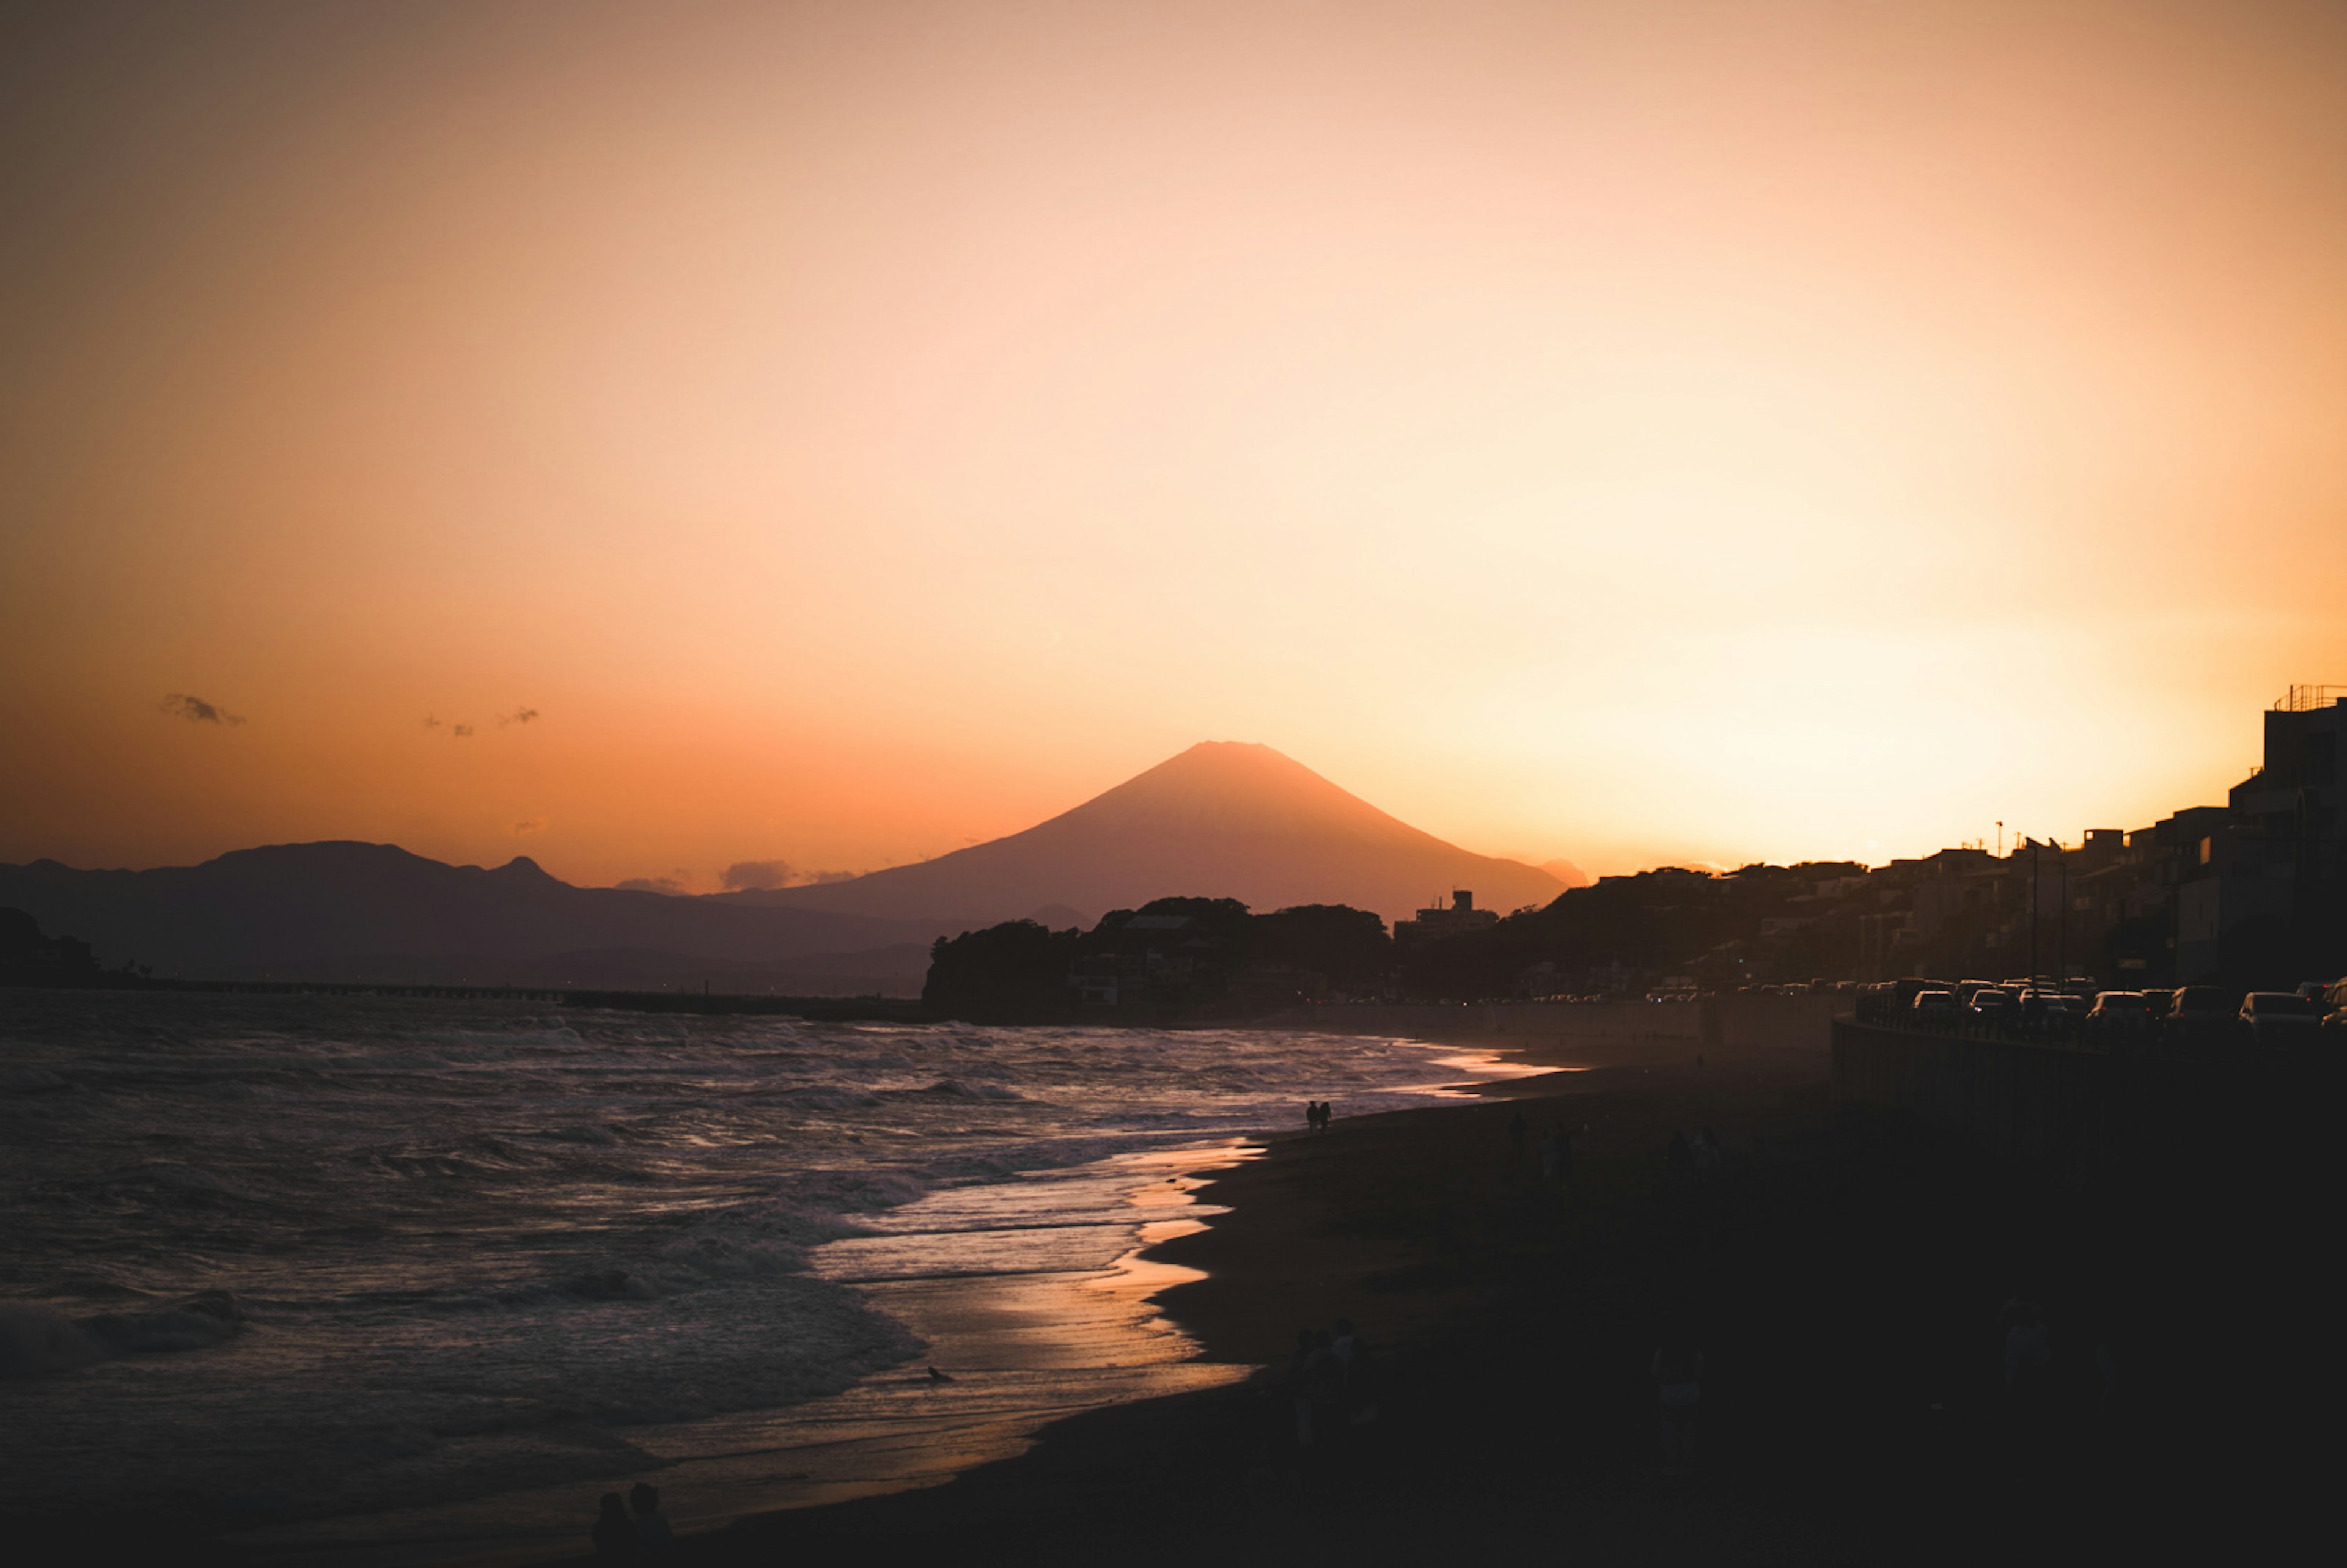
[2000,1296,2055,1464]
[1331,1316,1379,1427]
[1289,1327,1342,1457]
[2002,1297,2052,1401]
[1653,1339,1705,1471]
[628,1483,673,1558]
[590,1493,639,1561]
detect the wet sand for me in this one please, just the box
[224,1147,1258,1568]
[617,1028,2318,1564]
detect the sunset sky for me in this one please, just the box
[4,0,2343,890]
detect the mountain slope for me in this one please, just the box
[736,742,1565,926]
[0,842,938,984]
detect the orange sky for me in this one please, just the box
[4,1,2343,889]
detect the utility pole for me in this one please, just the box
[1996,821,2004,857]
[2056,854,2068,981]
[2030,840,2041,982]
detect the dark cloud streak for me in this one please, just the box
[160,693,243,725]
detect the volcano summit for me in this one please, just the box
[729,742,1568,929]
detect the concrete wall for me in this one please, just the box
[1830,1020,2106,1164]
[1829,1020,2220,1168]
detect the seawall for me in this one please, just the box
[1826,1019,2273,1170]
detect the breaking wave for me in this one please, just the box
[1,1290,244,1378]
[0,991,1471,1525]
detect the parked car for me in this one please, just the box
[1970,987,2015,1026]
[2239,992,2323,1051]
[2140,987,2175,1020]
[2325,979,2347,1038]
[2163,986,2235,1052]
[1911,990,1960,1028]
[2085,991,2150,1047]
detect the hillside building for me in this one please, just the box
[1393,889,1501,945]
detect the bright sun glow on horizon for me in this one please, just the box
[2,1,2343,888]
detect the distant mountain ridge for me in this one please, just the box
[0,841,939,987]
[0,743,1570,989]
[727,741,1565,927]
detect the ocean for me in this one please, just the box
[0,991,1510,1561]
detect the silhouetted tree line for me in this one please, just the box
[922,865,1897,1019]
[922,897,1390,1023]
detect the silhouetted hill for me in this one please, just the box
[1,907,109,986]
[732,742,1567,926]
[0,843,939,986]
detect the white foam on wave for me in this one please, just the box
[0,1289,244,1378]
[0,991,1488,1530]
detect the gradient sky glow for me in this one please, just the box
[4,0,2343,888]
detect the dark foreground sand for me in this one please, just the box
[556,1032,2319,1566]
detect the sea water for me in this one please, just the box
[0,991,1506,1552]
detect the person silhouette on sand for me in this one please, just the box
[590,1492,638,1561]
[628,1483,673,1557]
[1653,1339,1705,1471]
[1668,1129,1694,1185]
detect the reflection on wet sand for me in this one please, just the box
[232,1146,1258,1568]
[231,1038,1524,1568]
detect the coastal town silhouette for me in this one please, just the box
[3,2,2340,1563]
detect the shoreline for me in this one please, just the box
[227,1143,1263,1568]
[601,1022,2313,1563]
[226,1031,1531,1567]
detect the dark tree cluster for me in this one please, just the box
[922,897,1391,1023]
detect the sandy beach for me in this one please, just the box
[571,1024,2318,1566]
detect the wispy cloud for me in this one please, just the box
[510,818,547,837]
[160,693,244,725]
[427,708,532,736]
[616,873,690,895]
[721,859,861,890]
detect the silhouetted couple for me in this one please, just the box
[591,1483,673,1560]
[1288,1316,1376,1461]
[1305,1099,1333,1134]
